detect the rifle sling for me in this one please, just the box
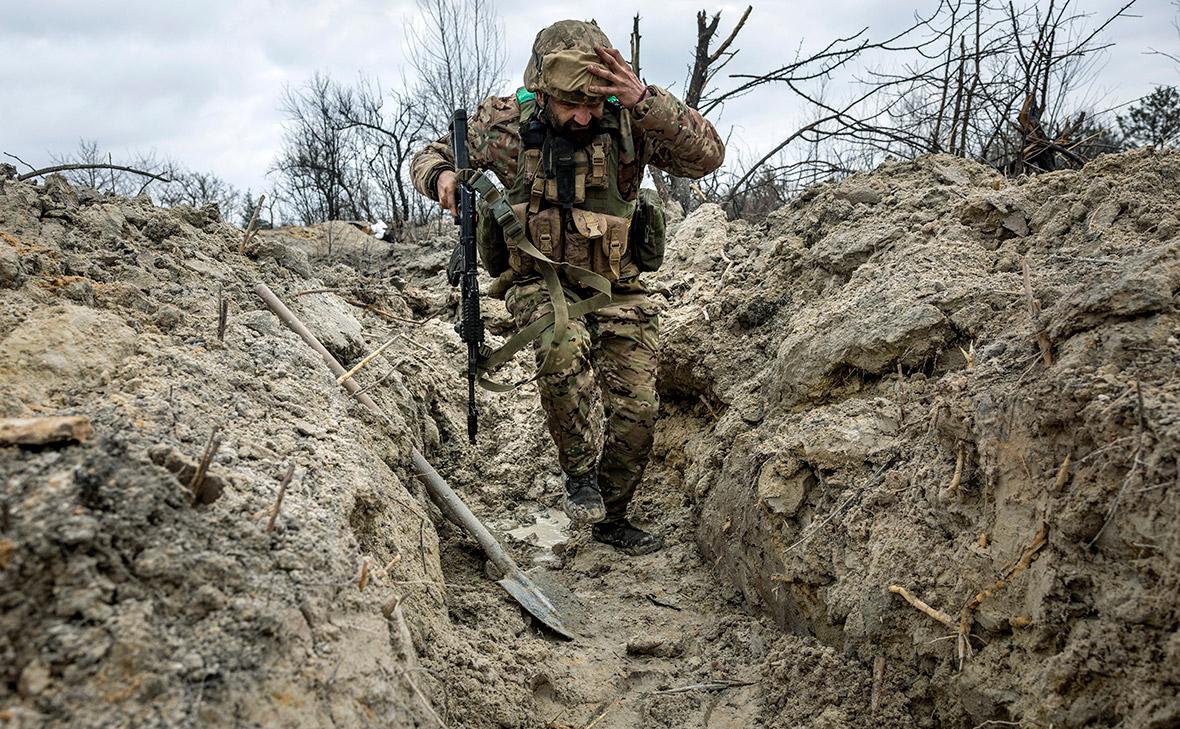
[460,169,614,390]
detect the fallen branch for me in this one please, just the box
[651,680,755,695]
[13,162,172,185]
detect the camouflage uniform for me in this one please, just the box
[411,24,724,521]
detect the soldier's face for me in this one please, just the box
[540,95,604,131]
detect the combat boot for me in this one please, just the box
[591,518,664,556]
[563,471,606,526]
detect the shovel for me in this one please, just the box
[255,282,582,640]
[410,450,582,640]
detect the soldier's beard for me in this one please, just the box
[544,107,600,147]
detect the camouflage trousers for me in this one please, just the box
[505,281,660,519]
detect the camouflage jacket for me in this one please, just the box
[410,85,725,204]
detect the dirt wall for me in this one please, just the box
[656,150,1180,728]
[0,180,474,728]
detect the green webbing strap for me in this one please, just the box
[457,168,615,389]
[475,291,611,391]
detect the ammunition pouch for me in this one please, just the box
[525,207,629,282]
[629,188,666,272]
[475,197,510,278]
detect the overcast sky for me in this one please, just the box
[2,0,1177,199]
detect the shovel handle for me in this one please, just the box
[410,449,520,578]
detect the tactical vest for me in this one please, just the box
[464,91,665,388]
[494,90,638,284]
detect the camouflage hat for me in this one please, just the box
[523,19,613,105]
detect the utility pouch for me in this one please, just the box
[474,198,510,277]
[525,207,565,265]
[629,187,666,272]
[573,209,630,282]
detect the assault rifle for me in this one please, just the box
[446,108,484,443]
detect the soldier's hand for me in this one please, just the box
[588,46,649,109]
[436,170,458,215]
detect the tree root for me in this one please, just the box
[890,523,1049,669]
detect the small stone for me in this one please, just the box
[58,515,98,545]
[18,660,50,698]
[626,635,685,658]
[153,304,184,330]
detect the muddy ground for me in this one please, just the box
[1,149,1177,728]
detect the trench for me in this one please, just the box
[402,354,888,729]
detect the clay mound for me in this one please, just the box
[657,149,1180,727]
[0,178,461,728]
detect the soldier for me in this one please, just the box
[411,19,724,555]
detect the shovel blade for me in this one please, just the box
[498,567,584,640]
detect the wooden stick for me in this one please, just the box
[266,463,295,533]
[217,287,229,342]
[239,193,265,254]
[337,336,399,385]
[871,655,886,716]
[651,680,755,695]
[358,556,371,592]
[1054,454,1071,491]
[583,698,619,729]
[188,427,222,505]
[396,665,449,728]
[888,584,956,628]
[1022,258,1053,366]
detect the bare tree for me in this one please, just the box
[1147,0,1180,67]
[157,169,244,221]
[647,7,753,214]
[713,0,1139,217]
[271,73,370,225]
[269,72,436,228]
[405,0,506,135]
[331,75,432,227]
[685,6,753,111]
